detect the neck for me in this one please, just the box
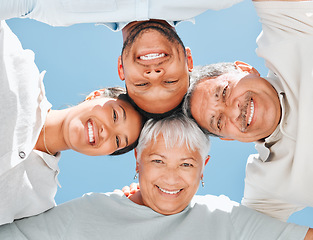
[128,190,145,206]
[35,109,70,155]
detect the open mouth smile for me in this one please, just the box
[139,53,165,60]
[137,51,169,65]
[247,99,254,126]
[87,120,95,145]
[157,186,182,195]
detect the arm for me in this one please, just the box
[305,229,313,240]
[0,0,34,21]
[1,0,245,27]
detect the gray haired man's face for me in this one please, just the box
[190,68,281,142]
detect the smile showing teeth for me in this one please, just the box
[87,120,95,143]
[247,99,254,126]
[140,53,165,60]
[157,186,181,195]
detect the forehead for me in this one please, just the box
[191,72,243,99]
[141,135,202,160]
[197,73,236,87]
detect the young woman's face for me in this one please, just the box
[63,98,142,156]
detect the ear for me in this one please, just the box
[134,149,139,172]
[219,137,234,141]
[204,155,210,166]
[134,148,138,159]
[118,56,125,81]
[234,61,260,76]
[185,47,193,72]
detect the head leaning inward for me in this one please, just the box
[118,20,193,117]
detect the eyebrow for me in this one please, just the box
[119,105,128,147]
[120,105,126,120]
[215,85,221,98]
[125,135,129,147]
[181,157,197,162]
[149,153,166,158]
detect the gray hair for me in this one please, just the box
[182,62,239,137]
[136,113,210,163]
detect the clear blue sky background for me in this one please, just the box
[7,0,313,227]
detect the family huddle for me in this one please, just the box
[1,0,313,239]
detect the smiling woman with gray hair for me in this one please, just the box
[0,113,311,239]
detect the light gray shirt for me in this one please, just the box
[0,192,308,239]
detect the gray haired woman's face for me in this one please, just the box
[135,134,207,215]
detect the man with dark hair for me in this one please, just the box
[0,0,242,117]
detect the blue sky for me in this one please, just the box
[7,0,313,227]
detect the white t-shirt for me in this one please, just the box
[0,0,243,30]
[0,192,308,240]
[0,20,61,225]
[242,1,313,222]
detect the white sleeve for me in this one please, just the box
[1,0,243,27]
[241,196,304,223]
[0,0,36,21]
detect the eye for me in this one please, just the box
[181,163,193,167]
[164,80,178,84]
[152,159,163,164]
[115,136,120,148]
[113,109,118,122]
[217,116,222,130]
[222,85,228,100]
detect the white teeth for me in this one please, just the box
[87,121,95,143]
[158,186,181,195]
[248,99,254,125]
[140,53,165,60]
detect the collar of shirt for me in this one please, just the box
[97,19,195,32]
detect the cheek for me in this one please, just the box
[223,122,241,137]
[185,170,201,187]
[99,141,115,156]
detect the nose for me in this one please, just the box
[162,168,181,186]
[213,99,240,124]
[99,124,109,141]
[143,67,164,79]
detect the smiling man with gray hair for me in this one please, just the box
[183,0,313,223]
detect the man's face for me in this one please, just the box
[118,21,193,114]
[190,70,281,142]
[136,135,204,215]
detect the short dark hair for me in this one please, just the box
[121,20,186,60]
